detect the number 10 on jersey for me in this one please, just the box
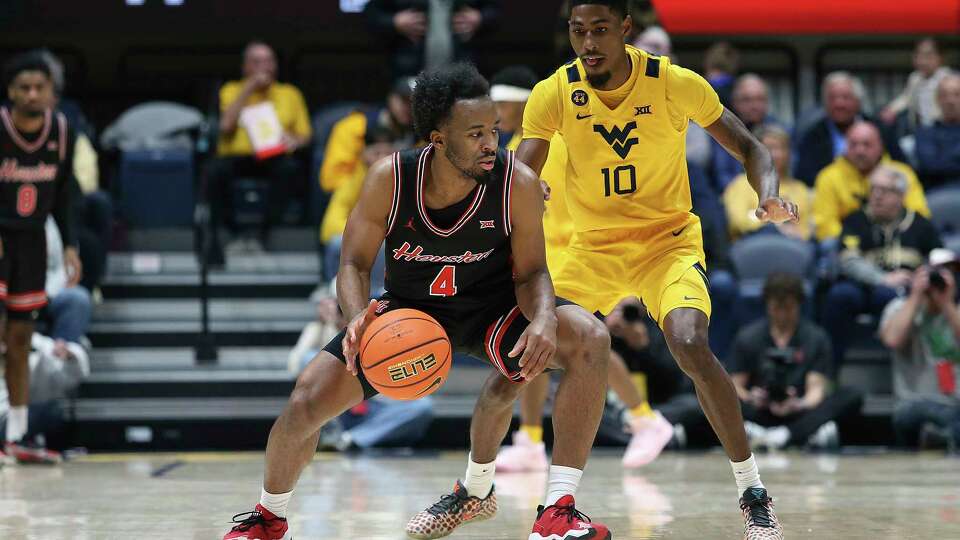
[430,265,458,297]
[602,164,637,197]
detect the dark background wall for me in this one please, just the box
[0,1,559,132]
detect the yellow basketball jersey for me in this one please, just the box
[523,45,723,234]
[508,133,572,270]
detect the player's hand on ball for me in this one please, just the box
[756,197,798,224]
[342,300,379,376]
[510,314,558,380]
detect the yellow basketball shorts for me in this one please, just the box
[550,218,711,326]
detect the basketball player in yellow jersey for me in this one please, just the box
[492,65,670,473]
[515,2,798,538]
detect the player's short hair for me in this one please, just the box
[3,51,52,88]
[569,0,632,19]
[412,62,490,141]
[763,273,806,305]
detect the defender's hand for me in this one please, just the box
[510,314,558,381]
[342,300,379,376]
[756,197,799,224]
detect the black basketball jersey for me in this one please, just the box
[383,145,517,318]
[0,107,76,244]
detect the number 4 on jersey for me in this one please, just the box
[430,265,458,297]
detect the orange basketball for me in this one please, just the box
[359,309,452,400]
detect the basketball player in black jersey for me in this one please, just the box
[0,52,81,465]
[223,64,613,540]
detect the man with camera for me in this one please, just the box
[880,249,960,450]
[823,165,943,368]
[730,273,863,450]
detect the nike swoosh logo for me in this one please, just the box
[683,296,700,301]
[415,376,444,397]
[671,226,687,236]
[576,113,593,120]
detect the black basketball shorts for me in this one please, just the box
[0,227,48,321]
[323,294,575,399]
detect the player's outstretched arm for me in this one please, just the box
[705,109,798,224]
[508,161,558,380]
[338,155,394,373]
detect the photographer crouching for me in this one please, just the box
[730,273,863,450]
[880,249,960,451]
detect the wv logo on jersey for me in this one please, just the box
[593,122,639,159]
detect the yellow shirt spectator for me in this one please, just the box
[320,111,368,192]
[217,81,311,157]
[813,156,929,240]
[320,161,366,244]
[723,174,813,240]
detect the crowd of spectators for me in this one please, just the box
[6,5,958,455]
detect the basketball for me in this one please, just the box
[359,309,452,400]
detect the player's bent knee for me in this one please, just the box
[478,372,523,408]
[286,353,361,429]
[557,312,610,371]
[665,329,712,376]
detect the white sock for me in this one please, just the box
[766,426,790,449]
[544,465,583,506]
[6,406,27,442]
[730,454,765,495]
[260,488,293,518]
[463,454,495,499]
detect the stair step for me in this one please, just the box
[93,299,314,323]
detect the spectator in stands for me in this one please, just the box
[795,72,906,185]
[724,126,813,241]
[823,165,942,367]
[914,73,960,189]
[702,42,739,110]
[880,38,953,129]
[207,41,312,264]
[632,25,671,58]
[319,126,397,286]
[41,50,111,293]
[0,333,90,460]
[711,74,784,191]
[45,218,92,343]
[731,273,862,450]
[319,77,415,194]
[880,250,960,450]
[364,0,501,79]
[490,65,539,150]
[813,121,929,241]
[290,285,433,450]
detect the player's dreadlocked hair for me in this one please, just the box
[569,0,632,19]
[412,62,490,142]
[3,51,51,88]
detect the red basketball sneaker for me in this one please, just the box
[5,440,62,465]
[529,495,611,540]
[223,504,291,540]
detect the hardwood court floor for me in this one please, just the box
[0,450,958,539]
